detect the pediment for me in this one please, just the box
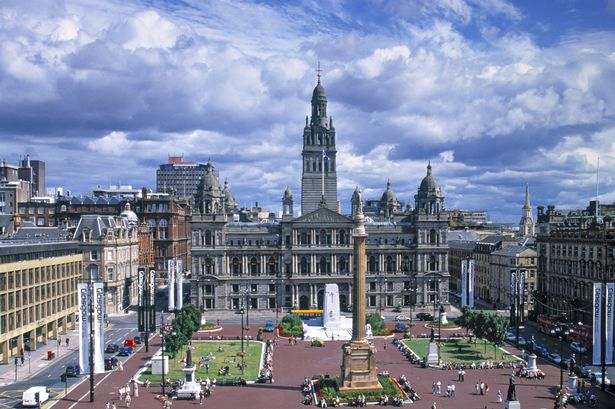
[293,207,353,225]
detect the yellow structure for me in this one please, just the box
[0,242,81,364]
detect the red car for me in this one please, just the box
[123,338,136,348]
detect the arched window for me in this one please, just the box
[386,256,395,272]
[232,257,241,276]
[147,219,156,234]
[402,256,410,272]
[204,258,214,274]
[300,257,309,275]
[428,255,438,271]
[205,230,212,246]
[319,256,328,274]
[338,257,347,273]
[301,230,308,246]
[268,257,276,275]
[250,257,259,276]
[319,229,328,246]
[339,230,346,245]
[368,256,378,273]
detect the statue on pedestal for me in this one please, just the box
[506,376,517,402]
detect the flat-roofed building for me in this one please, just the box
[0,230,80,364]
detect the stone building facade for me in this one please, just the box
[190,78,449,313]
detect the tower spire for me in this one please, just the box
[524,183,531,208]
[317,61,321,84]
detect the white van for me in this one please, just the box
[22,386,50,407]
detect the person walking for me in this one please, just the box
[431,402,437,409]
[199,389,204,405]
[105,401,110,409]
[461,369,465,382]
[475,382,480,395]
[125,394,131,408]
[133,384,139,398]
[111,402,117,409]
[66,338,70,347]
[497,389,502,403]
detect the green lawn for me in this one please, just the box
[138,341,263,382]
[403,338,517,363]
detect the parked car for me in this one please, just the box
[570,342,587,354]
[104,357,119,370]
[22,387,50,407]
[416,312,433,321]
[579,366,593,378]
[395,315,412,322]
[264,320,275,332]
[117,347,133,356]
[506,333,516,342]
[548,353,562,364]
[591,372,611,386]
[65,365,80,377]
[123,338,137,348]
[105,343,119,353]
[534,343,546,353]
[133,336,142,345]
[394,322,407,333]
[517,336,527,346]
[539,348,550,358]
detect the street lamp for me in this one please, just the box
[160,311,175,396]
[559,326,571,389]
[403,287,416,322]
[240,307,245,375]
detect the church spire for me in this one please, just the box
[524,183,531,208]
[518,183,535,237]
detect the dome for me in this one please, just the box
[311,82,327,103]
[380,180,398,203]
[283,186,293,200]
[222,179,236,207]
[199,160,221,193]
[419,162,441,193]
[120,202,138,227]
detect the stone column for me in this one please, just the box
[352,232,367,340]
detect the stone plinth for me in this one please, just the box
[426,342,439,366]
[176,363,200,399]
[151,355,169,375]
[504,401,520,409]
[527,353,538,371]
[568,374,578,392]
[338,340,382,391]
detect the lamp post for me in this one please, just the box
[403,287,416,322]
[240,307,245,375]
[378,273,387,316]
[559,327,571,389]
[88,278,94,403]
[160,310,166,396]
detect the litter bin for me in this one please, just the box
[47,351,55,360]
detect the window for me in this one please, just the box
[387,281,394,291]
[369,282,376,291]
[251,284,258,293]
[107,250,113,261]
[159,219,168,239]
[90,251,98,261]
[232,284,239,293]
[369,296,376,307]
[269,284,275,293]
[232,258,241,275]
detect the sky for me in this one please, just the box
[1,0,615,222]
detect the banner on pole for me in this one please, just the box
[149,269,156,332]
[78,283,90,374]
[606,283,614,365]
[461,259,468,308]
[138,268,145,332]
[593,283,602,365]
[168,260,175,311]
[176,259,183,311]
[93,282,105,373]
[510,270,516,306]
[468,259,475,308]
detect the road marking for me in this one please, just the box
[66,369,115,409]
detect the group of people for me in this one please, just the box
[258,340,274,383]
[392,339,423,365]
[301,378,313,405]
[116,379,138,408]
[398,375,420,402]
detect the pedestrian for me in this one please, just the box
[289,337,292,345]
[57,338,61,347]
[133,384,139,398]
[21,355,24,364]
[451,383,455,397]
[480,382,484,396]
[118,361,124,372]
[458,369,462,381]
[497,390,502,403]
[436,380,441,395]
[431,402,437,409]
[475,382,480,395]
[66,338,70,347]
[112,402,117,409]
[485,384,489,395]
[199,389,204,405]
[20,347,24,356]
[383,342,386,351]
[205,362,209,374]
[461,369,465,382]
[125,394,131,408]
[118,387,124,402]
[432,382,437,394]
[106,401,110,409]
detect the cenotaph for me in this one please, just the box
[323,284,342,330]
[339,190,382,391]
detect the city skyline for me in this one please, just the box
[1,1,615,221]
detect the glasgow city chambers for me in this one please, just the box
[189,77,450,313]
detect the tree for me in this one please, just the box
[485,313,508,360]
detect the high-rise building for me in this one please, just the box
[156,155,211,202]
[18,155,45,197]
[301,73,338,214]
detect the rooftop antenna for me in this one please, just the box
[596,156,600,217]
[317,61,321,84]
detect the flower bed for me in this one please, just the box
[199,323,221,331]
[315,375,406,403]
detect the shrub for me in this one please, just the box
[366,313,388,336]
[279,314,304,337]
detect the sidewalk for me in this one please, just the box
[0,327,81,386]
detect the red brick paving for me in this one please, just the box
[51,323,612,409]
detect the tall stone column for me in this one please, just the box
[339,189,382,391]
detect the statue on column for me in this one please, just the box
[186,347,193,367]
[506,375,517,402]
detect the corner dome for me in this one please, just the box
[419,162,441,193]
[380,180,398,203]
[120,202,138,227]
[222,179,235,207]
[311,82,327,103]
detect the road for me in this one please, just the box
[0,314,141,409]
